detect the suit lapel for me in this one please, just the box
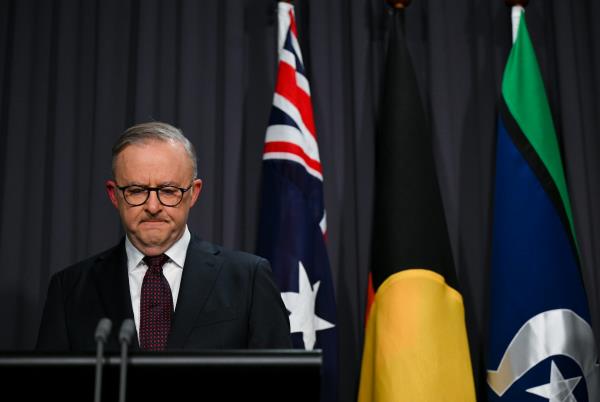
[93,239,140,350]
[167,237,222,349]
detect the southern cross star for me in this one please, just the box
[281,261,334,350]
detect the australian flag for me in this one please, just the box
[257,3,338,402]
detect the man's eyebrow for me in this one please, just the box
[119,181,146,187]
[120,181,181,187]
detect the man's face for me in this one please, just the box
[106,139,202,256]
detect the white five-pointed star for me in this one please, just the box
[526,361,581,402]
[280,261,334,350]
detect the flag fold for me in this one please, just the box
[257,3,338,402]
[486,9,599,402]
[358,9,475,402]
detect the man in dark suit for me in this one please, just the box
[36,121,291,351]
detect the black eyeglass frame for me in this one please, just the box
[116,183,194,207]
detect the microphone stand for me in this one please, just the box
[118,319,136,402]
[94,318,112,402]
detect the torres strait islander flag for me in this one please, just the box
[257,2,338,402]
[357,7,475,402]
[487,7,600,402]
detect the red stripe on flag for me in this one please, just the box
[289,10,297,37]
[275,62,317,139]
[264,141,322,174]
[365,272,375,326]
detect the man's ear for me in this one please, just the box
[189,178,203,207]
[106,180,119,209]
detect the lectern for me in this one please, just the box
[0,350,321,401]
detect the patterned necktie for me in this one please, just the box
[140,254,173,351]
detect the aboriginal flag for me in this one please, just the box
[357,8,475,402]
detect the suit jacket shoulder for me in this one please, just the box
[51,243,124,294]
[36,240,134,351]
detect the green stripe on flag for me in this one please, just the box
[501,12,578,247]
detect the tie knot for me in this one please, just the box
[143,254,170,271]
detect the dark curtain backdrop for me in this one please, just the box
[1,0,599,400]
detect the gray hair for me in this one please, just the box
[112,121,198,178]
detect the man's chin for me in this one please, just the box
[131,231,175,254]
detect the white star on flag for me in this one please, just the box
[526,360,581,402]
[281,261,335,350]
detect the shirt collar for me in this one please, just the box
[125,226,191,272]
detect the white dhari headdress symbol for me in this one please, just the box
[488,309,600,400]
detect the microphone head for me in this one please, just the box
[94,318,113,343]
[118,319,136,345]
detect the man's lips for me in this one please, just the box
[140,219,167,225]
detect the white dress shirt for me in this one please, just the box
[125,226,190,338]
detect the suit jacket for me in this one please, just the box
[36,236,292,351]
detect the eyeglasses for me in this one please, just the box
[116,183,194,207]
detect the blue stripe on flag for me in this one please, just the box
[268,106,302,133]
[487,116,596,401]
[284,32,305,76]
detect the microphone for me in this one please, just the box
[94,318,112,402]
[118,319,136,402]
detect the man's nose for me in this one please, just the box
[145,190,162,213]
